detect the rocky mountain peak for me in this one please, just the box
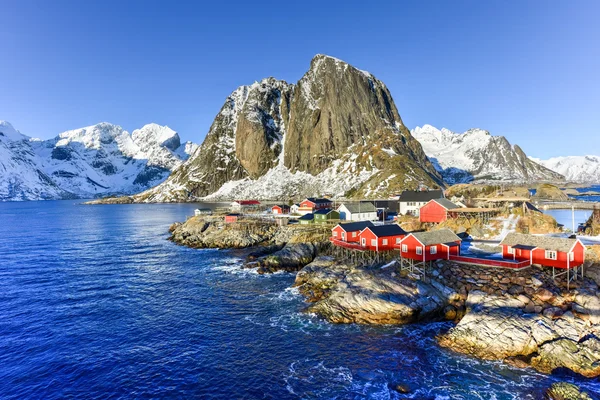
[128,55,442,202]
[0,120,27,142]
[132,123,181,151]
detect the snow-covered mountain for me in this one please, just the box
[530,156,600,183]
[411,125,564,184]
[120,55,443,203]
[0,121,73,201]
[0,121,196,201]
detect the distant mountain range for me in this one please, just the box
[529,156,600,183]
[0,120,196,201]
[411,125,564,184]
[2,55,598,202]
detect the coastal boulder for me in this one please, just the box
[437,291,600,377]
[294,257,453,325]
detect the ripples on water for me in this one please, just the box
[0,201,598,399]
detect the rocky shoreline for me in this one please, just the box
[169,216,600,380]
[168,216,331,274]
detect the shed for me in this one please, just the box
[331,221,375,243]
[224,213,241,223]
[358,224,407,251]
[419,199,460,223]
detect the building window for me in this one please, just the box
[333,231,338,237]
[341,232,344,240]
[371,239,377,247]
[396,238,401,244]
[352,232,357,238]
[402,244,408,253]
[361,238,366,246]
[382,239,388,245]
[569,252,574,262]
[508,247,515,255]
[545,250,557,260]
[416,247,423,255]
[430,246,437,255]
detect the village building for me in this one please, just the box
[298,213,315,225]
[298,198,333,215]
[331,221,375,243]
[397,229,462,262]
[194,208,213,216]
[358,224,407,251]
[290,203,300,214]
[500,233,585,278]
[419,198,461,223]
[230,200,261,212]
[271,204,290,215]
[224,213,241,223]
[314,209,340,224]
[398,190,444,216]
[337,202,378,221]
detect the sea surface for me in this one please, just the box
[573,184,600,203]
[543,184,600,230]
[0,201,599,399]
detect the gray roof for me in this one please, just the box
[339,202,377,213]
[398,190,444,202]
[500,233,578,253]
[432,198,460,210]
[410,229,461,246]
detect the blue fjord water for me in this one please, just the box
[0,201,598,399]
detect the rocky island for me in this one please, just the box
[169,215,600,380]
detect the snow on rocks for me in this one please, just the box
[412,124,563,183]
[0,120,194,201]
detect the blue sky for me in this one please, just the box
[1,0,598,158]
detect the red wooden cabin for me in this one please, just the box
[358,224,406,251]
[500,233,585,269]
[419,199,460,223]
[331,221,374,243]
[272,204,290,214]
[397,229,462,261]
[225,213,241,223]
[298,198,332,214]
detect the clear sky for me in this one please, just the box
[1,0,598,158]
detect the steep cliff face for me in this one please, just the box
[412,125,564,184]
[133,55,442,202]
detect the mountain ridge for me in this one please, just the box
[531,155,600,183]
[411,124,564,184]
[0,120,195,201]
